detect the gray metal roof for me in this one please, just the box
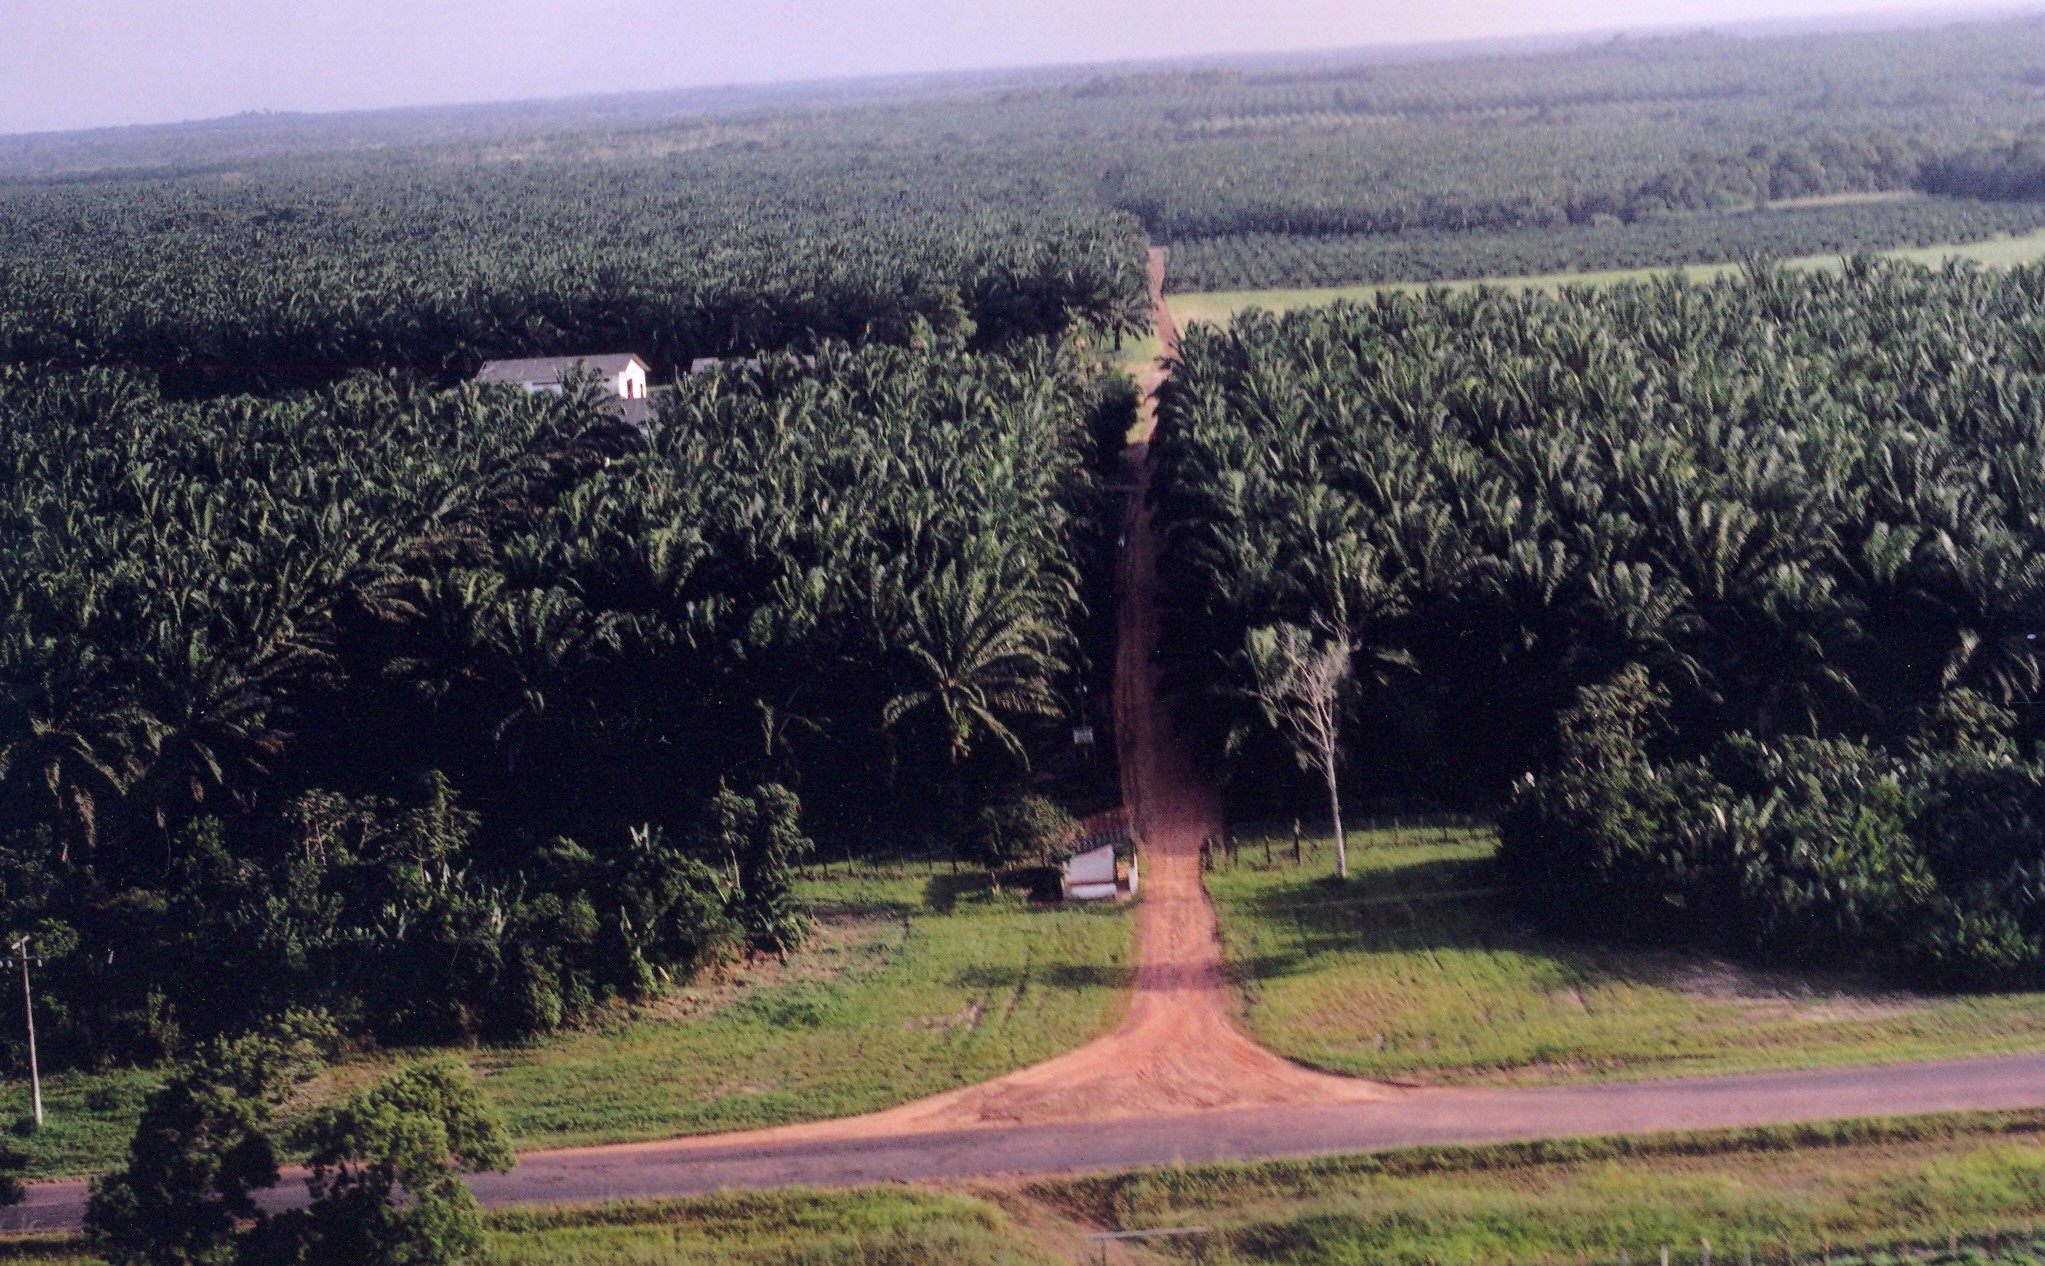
[475,353,647,384]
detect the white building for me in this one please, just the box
[1062,843,1139,902]
[475,353,651,426]
[476,353,648,398]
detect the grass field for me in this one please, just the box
[1208,829,2045,1085]
[474,867,1134,1148]
[1117,329,1165,375]
[0,866,1134,1178]
[1164,225,2045,328]
[478,1189,1073,1266]
[1036,1110,2045,1266]
[15,1113,2045,1263]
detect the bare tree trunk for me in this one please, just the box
[1324,748,1346,879]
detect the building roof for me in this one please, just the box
[1063,844,1117,885]
[475,353,647,384]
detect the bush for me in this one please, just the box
[972,796,1080,871]
[1502,675,2045,987]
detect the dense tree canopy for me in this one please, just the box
[0,155,1149,393]
[0,337,1128,1062]
[1152,259,2045,981]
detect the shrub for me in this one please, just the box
[973,796,1080,871]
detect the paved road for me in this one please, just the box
[17,1052,2045,1231]
[474,1051,2045,1199]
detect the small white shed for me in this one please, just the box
[1062,844,1139,902]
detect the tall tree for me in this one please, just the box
[1241,622,1355,879]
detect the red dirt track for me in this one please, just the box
[14,246,2045,1232]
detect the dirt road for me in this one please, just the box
[16,246,2045,1232]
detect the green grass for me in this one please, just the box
[1117,329,1164,376]
[1033,1110,2045,1266]
[0,866,1134,1178]
[1166,225,2045,327]
[473,868,1134,1148]
[0,1188,1075,1265]
[1209,830,2045,1084]
[0,1070,159,1183]
[477,1189,1070,1265]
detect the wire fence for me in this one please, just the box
[1197,814,1497,872]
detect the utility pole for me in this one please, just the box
[1,939,46,1131]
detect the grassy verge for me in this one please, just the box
[1031,1110,2045,1266]
[478,1189,1072,1265]
[1209,829,2045,1084]
[0,1188,1075,1265]
[1165,225,2045,326]
[0,865,1134,1178]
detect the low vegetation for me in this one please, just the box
[1209,832,2045,1084]
[0,1189,1075,1266]
[479,1191,1070,1266]
[473,867,1134,1148]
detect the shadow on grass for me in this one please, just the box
[922,871,987,913]
[923,867,1069,912]
[1225,854,1535,981]
[1225,854,1925,1005]
[952,964,1138,991]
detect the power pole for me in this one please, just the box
[1,939,46,1131]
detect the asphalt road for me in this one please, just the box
[15,1051,2045,1231]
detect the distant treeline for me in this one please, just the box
[1164,199,2045,292]
[0,154,1150,394]
[19,20,2045,351]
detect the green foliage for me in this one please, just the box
[260,1061,512,1266]
[1157,260,2045,981]
[0,336,1113,1061]
[25,20,2045,361]
[83,1013,335,1266]
[0,153,1147,392]
[971,796,1078,869]
[1503,680,2045,984]
[705,785,814,953]
[84,1037,510,1266]
[1494,666,1694,943]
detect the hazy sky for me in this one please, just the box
[0,0,2028,136]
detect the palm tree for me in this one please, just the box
[881,555,1067,771]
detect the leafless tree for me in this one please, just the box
[1241,622,1355,879]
